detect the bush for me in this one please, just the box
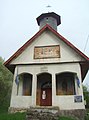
[85,109,89,120]
[0,57,13,112]
[83,85,89,108]
[85,114,89,120]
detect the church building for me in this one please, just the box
[4,12,89,113]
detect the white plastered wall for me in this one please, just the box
[10,30,85,65]
[10,63,85,110]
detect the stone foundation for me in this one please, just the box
[59,109,86,120]
[8,107,86,120]
[26,107,59,120]
[8,107,27,113]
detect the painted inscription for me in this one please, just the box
[34,45,60,59]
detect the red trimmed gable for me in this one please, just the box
[4,24,89,80]
[4,25,47,66]
[4,24,89,67]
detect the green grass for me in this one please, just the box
[0,104,26,120]
[0,104,89,120]
[0,112,26,120]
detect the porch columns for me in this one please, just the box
[32,74,37,106]
[52,73,56,106]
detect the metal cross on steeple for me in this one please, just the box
[46,5,52,12]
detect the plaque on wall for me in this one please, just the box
[40,66,48,72]
[34,45,60,59]
[74,95,82,102]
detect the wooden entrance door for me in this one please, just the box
[40,88,52,106]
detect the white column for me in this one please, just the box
[32,74,37,106]
[74,75,78,95]
[10,66,18,107]
[52,73,56,106]
[12,66,18,96]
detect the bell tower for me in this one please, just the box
[36,12,61,31]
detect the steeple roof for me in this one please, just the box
[36,12,61,26]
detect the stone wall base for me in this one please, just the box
[59,109,86,120]
[8,107,28,113]
[8,107,86,120]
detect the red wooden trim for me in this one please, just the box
[4,24,89,66]
[4,25,47,65]
[47,25,89,61]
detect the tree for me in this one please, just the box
[83,85,89,108]
[0,57,13,109]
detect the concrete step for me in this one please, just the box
[26,107,85,120]
[26,106,59,120]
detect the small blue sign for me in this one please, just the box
[74,95,82,102]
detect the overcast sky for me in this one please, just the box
[0,0,89,85]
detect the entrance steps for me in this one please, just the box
[26,106,59,120]
[26,106,85,120]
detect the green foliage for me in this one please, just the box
[83,85,89,108]
[84,113,89,120]
[0,57,13,110]
[84,109,89,120]
[0,112,26,120]
[85,114,89,120]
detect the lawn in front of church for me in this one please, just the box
[0,112,26,120]
[0,105,26,120]
[0,105,89,120]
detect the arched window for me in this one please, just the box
[62,80,67,95]
[19,73,32,96]
[56,72,75,95]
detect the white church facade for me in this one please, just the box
[4,12,89,112]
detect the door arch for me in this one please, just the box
[36,73,52,106]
